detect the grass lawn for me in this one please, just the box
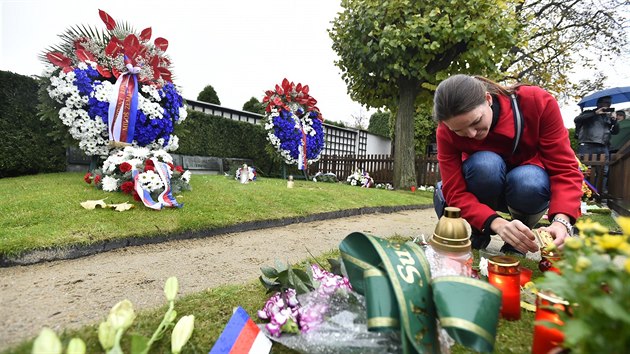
[0,172,432,258]
[0,172,621,353]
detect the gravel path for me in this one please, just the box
[0,208,440,351]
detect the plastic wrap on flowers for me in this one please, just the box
[263,79,325,170]
[39,9,187,157]
[259,291,401,354]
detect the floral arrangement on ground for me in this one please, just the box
[346,168,374,188]
[536,217,630,353]
[263,79,325,170]
[39,9,187,158]
[84,146,191,202]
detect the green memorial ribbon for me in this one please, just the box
[339,232,502,353]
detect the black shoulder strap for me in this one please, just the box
[509,94,523,155]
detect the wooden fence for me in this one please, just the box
[607,140,630,216]
[308,154,440,186]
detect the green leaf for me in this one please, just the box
[260,266,279,279]
[274,260,288,272]
[563,319,591,347]
[590,296,630,323]
[130,334,149,354]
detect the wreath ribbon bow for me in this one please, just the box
[339,232,501,353]
[132,158,182,210]
[108,56,140,144]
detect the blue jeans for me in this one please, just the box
[434,151,550,218]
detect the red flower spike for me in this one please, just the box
[282,78,290,91]
[96,65,112,78]
[150,55,159,67]
[98,9,117,31]
[112,67,121,79]
[105,39,121,57]
[158,67,172,82]
[46,52,72,68]
[154,37,168,52]
[62,66,74,73]
[140,27,152,42]
[275,84,284,96]
[296,83,302,92]
[302,85,309,95]
[75,49,96,62]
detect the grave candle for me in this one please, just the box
[531,291,568,354]
[488,255,521,320]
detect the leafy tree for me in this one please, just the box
[325,120,347,128]
[330,0,519,188]
[242,96,265,114]
[197,85,221,105]
[367,110,391,137]
[501,0,629,100]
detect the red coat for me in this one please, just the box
[436,85,583,232]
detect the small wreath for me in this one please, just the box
[263,79,325,169]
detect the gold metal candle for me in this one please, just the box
[429,207,472,253]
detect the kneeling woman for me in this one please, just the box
[433,75,582,254]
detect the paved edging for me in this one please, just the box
[0,204,432,267]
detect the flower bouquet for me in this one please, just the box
[85,146,191,208]
[257,261,400,353]
[346,169,374,188]
[39,9,187,158]
[312,172,338,183]
[235,164,256,183]
[263,79,325,170]
[536,217,630,353]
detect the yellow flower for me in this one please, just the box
[575,219,608,236]
[66,338,86,354]
[32,328,62,354]
[164,276,179,302]
[625,259,630,274]
[565,237,582,250]
[595,234,625,252]
[171,315,195,354]
[617,216,630,236]
[107,299,136,331]
[618,242,630,257]
[575,256,592,272]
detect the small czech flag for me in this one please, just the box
[209,306,272,354]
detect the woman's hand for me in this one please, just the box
[542,214,573,248]
[491,218,539,254]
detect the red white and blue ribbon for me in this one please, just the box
[294,114,308,171]
[108,56,139,144]
[132,158,182,210]
[209,306,272,354]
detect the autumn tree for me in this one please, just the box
[502,0,629,100]
[329,0,520,189]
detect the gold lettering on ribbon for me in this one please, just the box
[395,250,421,284]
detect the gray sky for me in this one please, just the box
[1,0,628,128]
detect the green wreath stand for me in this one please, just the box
[339,232,502,353]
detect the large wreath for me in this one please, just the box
[263,79,325,169]
[39,10,187,157]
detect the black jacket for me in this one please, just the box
[574,110,619,145]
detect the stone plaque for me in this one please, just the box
[182,155,223,174]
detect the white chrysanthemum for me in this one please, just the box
[141,85,161,101]
[131,147,151,160]
[101,175,119,192]
[178,107,187,121]
[181,170,191,183]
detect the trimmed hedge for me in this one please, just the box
[175,110,289,177]
[0,71,66,178]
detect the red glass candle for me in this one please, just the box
[519,266,533,287]
[488,256,521,320]
[531,291,568,354]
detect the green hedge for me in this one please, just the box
[175,110,291,177]
[0,71,66,178]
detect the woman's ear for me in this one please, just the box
[486,92,493,106]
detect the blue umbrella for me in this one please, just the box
[577,86,630,108]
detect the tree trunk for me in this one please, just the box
[393,77,419,190]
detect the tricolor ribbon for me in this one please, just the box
[339,232,501,353]
[294,114,308,171]
[108,56,139,144]
[132,158,182,210]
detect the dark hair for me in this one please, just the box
[616,110,626,117]
[432,74,518,122]
[596,96,612,106]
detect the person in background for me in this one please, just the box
[609,110,629,154]
[432,74,583,255]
